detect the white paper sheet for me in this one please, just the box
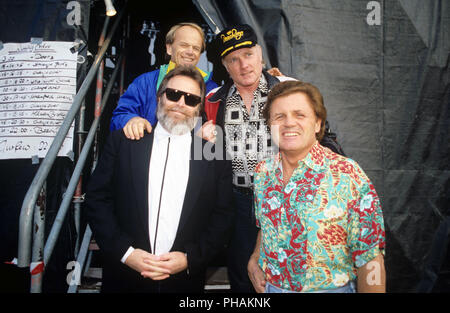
[0,41,77,160]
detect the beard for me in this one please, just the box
[157,101,199,136]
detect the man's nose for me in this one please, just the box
[283,114,296,126]
[185,46,194,54]
[239,58,249,69]
[176,95,187,106]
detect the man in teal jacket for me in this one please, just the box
[110,22,218,139]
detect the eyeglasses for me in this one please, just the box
[164,88,202,107]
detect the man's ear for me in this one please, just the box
[315,118,322,135]
[157,95,163,108]
[221,58,228,71]
[255,44,263,58]
[166,44,172,57]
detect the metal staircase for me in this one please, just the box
[16,4,127,293]
[16,1,232,293]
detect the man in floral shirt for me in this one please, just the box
[247,80,386,293]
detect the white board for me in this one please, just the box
[0,41,77,160]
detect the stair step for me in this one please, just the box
[84,267,102,279]
[78,281,101,293]
[205,266,230,292]
[205,284,230,291]
[78,288,101,293]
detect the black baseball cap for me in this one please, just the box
[216,24,258,58]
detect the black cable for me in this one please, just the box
[152,137,170,254]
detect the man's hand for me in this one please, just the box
[248,253,266,293]
[196,120,217,143]
[124,248,170,280]
[123,116,152,140]
[141,251,188,279]
[267,67,284,77]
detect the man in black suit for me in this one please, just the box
[84,66,233,293]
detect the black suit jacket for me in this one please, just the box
[84,129,234,293]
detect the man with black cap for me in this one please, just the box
[202,24,344,293]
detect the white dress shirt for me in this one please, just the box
[121,123,191,262]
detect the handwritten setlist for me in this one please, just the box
[0,41,77,160]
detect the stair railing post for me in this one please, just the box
[30,184,46,293]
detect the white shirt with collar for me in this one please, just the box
[121,123,191,262]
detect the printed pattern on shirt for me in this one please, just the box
[253,143,385,292]
[224,76,277,187]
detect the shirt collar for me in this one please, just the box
[228,73,268,97]
[166,61,209,79]
[299,142,327,172]
[274,142,327,175]
[258,74,268,93]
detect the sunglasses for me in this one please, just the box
[164,88,202,107]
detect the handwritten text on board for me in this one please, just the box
[0,41,77,160]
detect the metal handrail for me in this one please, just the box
[67,225,92,293]
[43,52,124,268]
[39,53,123,294]
[17,8,125,269]
[73,6,111,261]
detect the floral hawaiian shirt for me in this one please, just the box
[254,143,385,292]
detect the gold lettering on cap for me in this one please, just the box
[221,29,244,43]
